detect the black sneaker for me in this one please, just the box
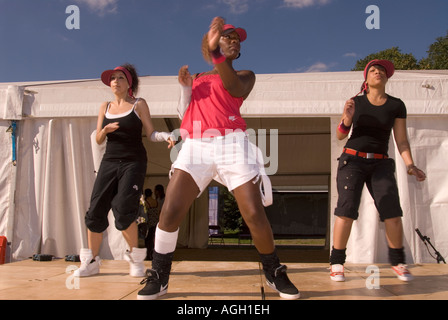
[265,265,300,299]
[137,269,169,300]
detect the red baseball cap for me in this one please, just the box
[101,66,133,87]
[101,66,135,97]
[364,59,395,79]
[352,59,395,98]
[222,24,247,42]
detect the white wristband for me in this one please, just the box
[177,85,192,120]
[150,131,175,143]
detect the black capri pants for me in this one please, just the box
[85,159,147,233]
[334,153,403,221]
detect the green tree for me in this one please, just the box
[353,32,448,71]
[218,187,242,231]
[419,31,448,69]
[352,47,419,71]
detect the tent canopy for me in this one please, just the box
[2,70,447,119]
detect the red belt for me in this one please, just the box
[343,148,388,159]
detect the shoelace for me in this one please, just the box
[274,265,288,278]
[139,269,159,285]
[80,258,101,267]
[393,264,410,274]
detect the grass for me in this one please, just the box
[209,230,326,247]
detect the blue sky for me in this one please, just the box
[0,0,447,82]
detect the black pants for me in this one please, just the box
[85,160,147,233]
[334,153,403,222]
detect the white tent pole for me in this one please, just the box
[69,122,87,248]
[39,119,54,254]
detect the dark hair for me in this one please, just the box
[360,82,368,95]
[121,63,139,96]
[154,184,165,197]
[144,188,152,197]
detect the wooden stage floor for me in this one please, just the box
[1,254,447,301]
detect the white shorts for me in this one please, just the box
[171,132,272,206]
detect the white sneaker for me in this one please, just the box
[74,248,100,277]
[392,264,413,281]
[124,248,147,277]
[330,264,345,282]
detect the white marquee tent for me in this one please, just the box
[1,70,447,264]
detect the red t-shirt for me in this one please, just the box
[180,73,246,139]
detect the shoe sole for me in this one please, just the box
[73,270,100,277]
[266,281,300,300]
[137,289,168,300]
[330,275,345,282]
[397,276,413,281]
[393,273,413,282]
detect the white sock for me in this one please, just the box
[154,224,179,254]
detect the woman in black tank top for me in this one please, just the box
[75,64,175,278]
[101,99,147,161]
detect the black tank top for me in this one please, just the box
[102,99,147,162]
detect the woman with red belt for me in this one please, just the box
[330,60,426,282]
